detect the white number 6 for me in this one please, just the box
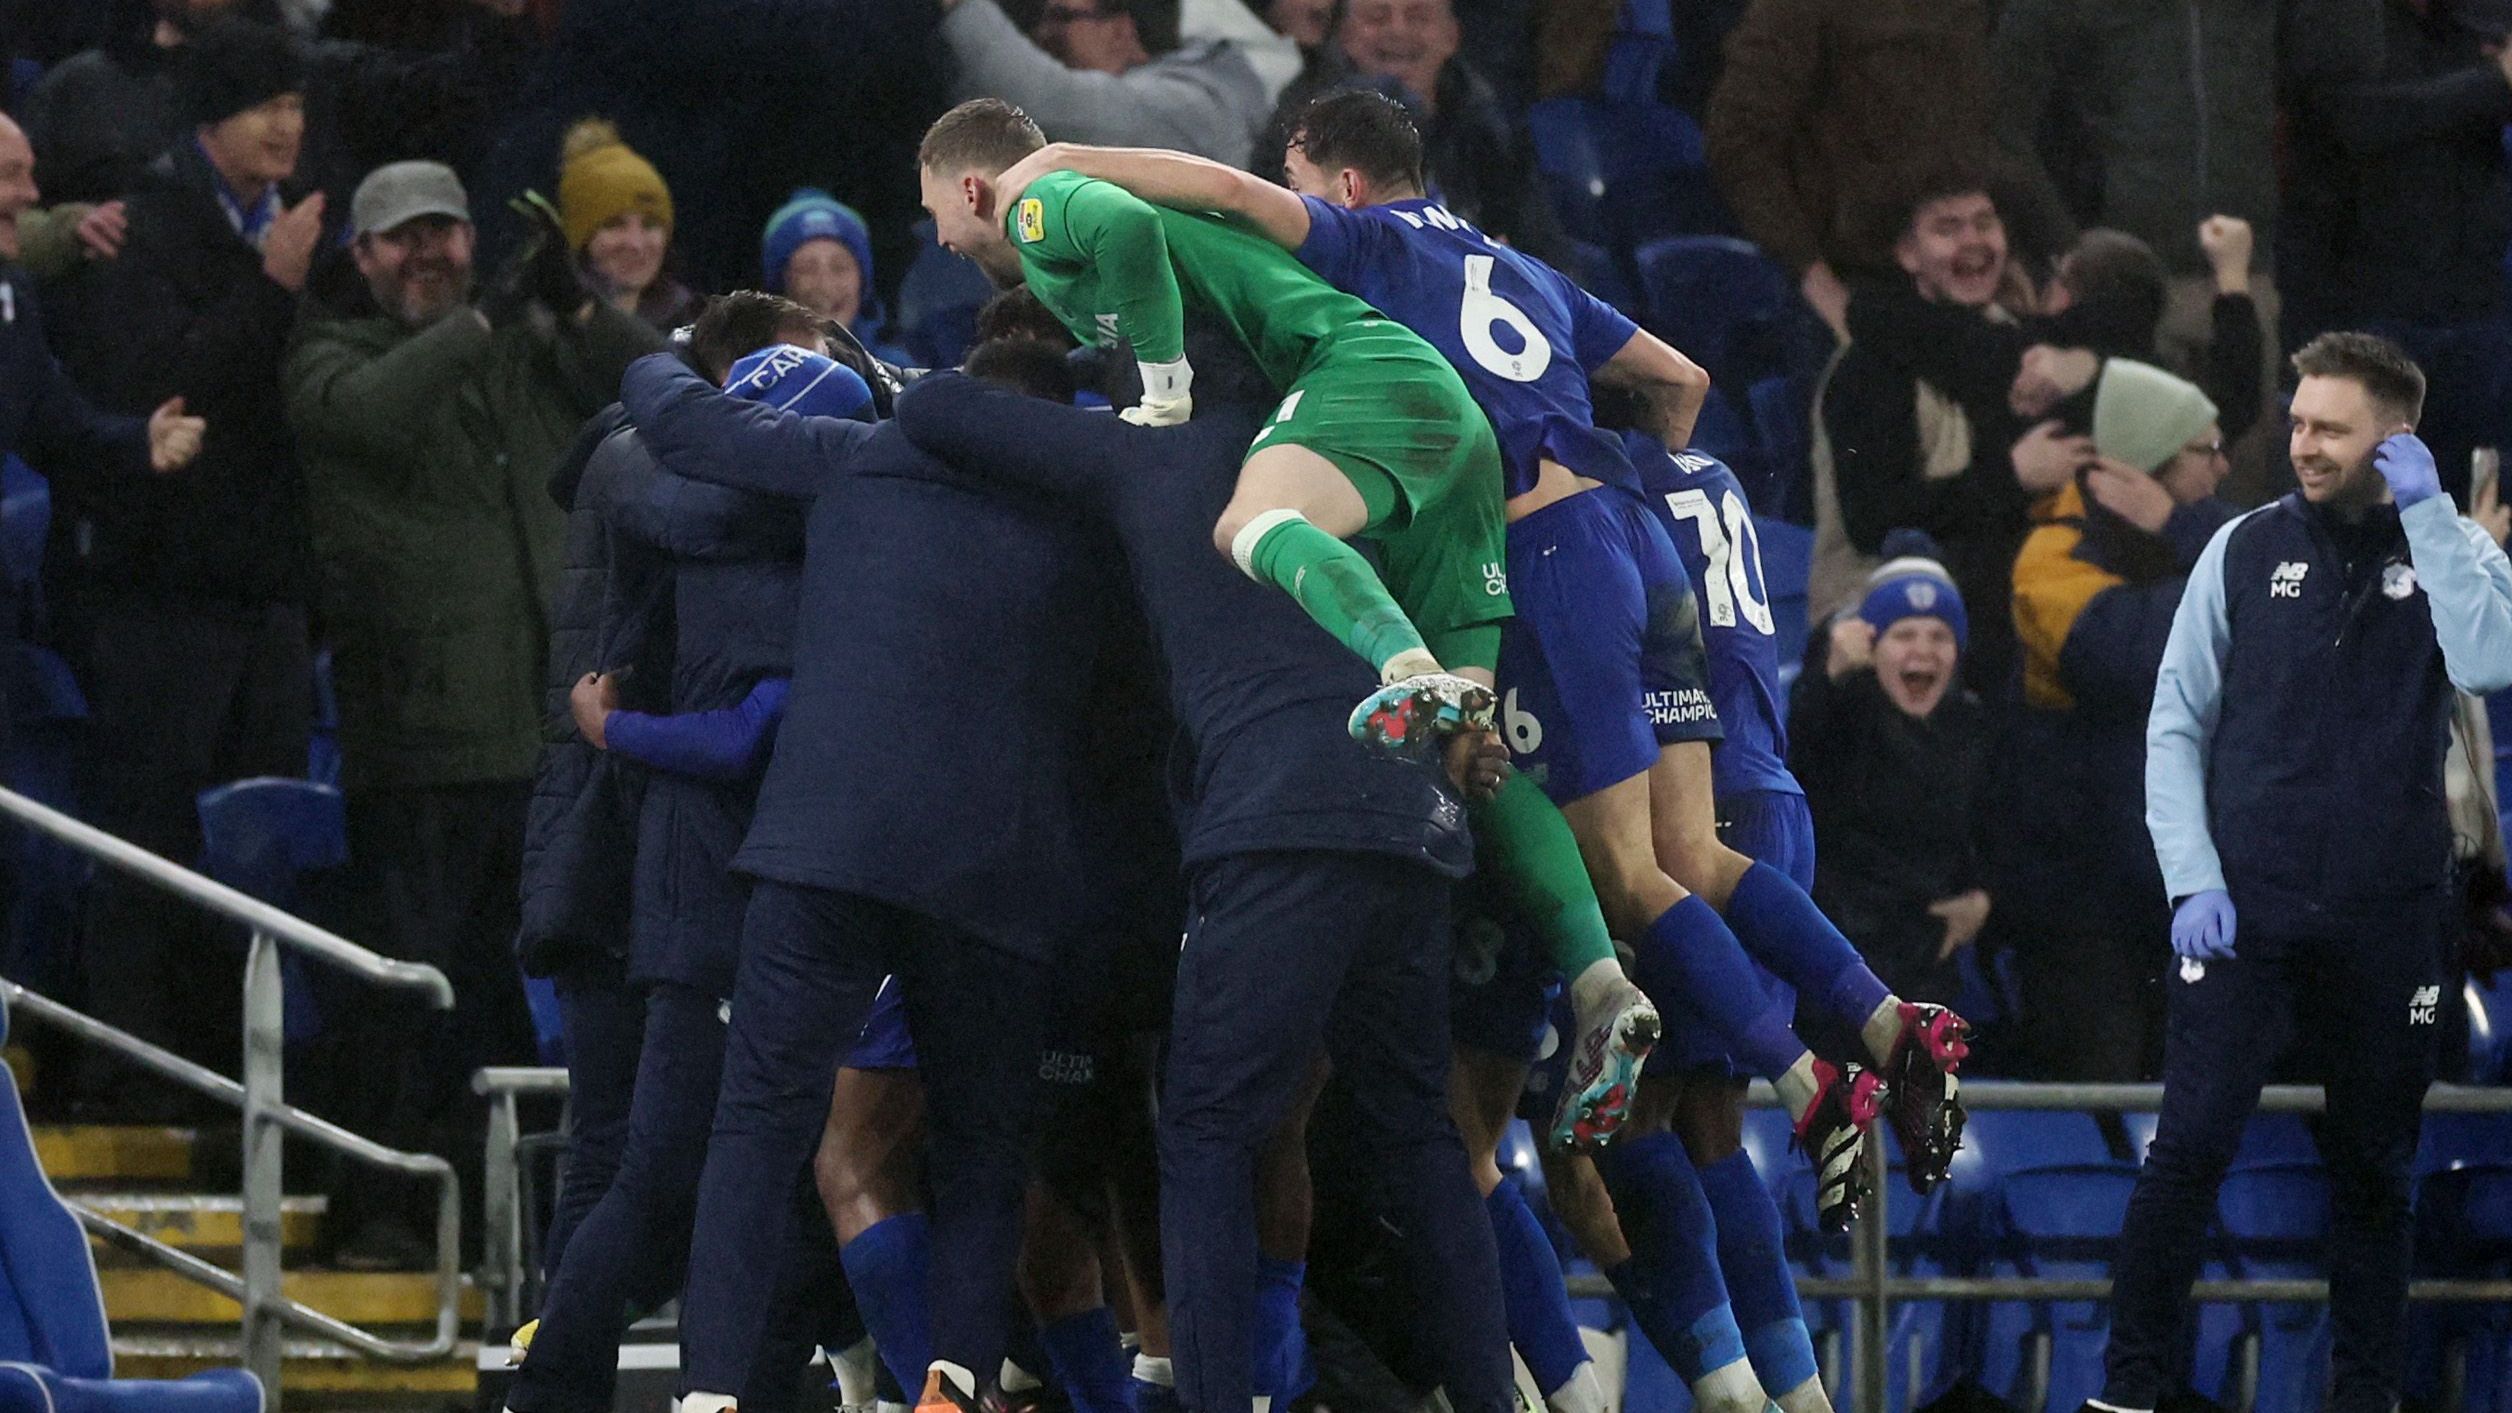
[1460,255,1553,384]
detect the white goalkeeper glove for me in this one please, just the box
[1120,356,1194,427]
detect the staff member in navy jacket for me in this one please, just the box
[2091,332,2512,1413]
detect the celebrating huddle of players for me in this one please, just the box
[511,92,1978,1413]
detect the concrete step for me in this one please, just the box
[99,1266,486,1326]
[33,1123,196,1183]
[111,1333,480,1399]
[73,1191,325,1255]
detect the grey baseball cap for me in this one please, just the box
[350,160,472,237]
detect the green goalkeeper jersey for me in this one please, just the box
[1008,169,1383,385]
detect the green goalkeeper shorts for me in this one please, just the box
[1244,319,1514,650]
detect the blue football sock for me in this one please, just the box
[1632,896,1808,1081]
[839,1214,932,1397]
[1696,1150,1818,1398]
[1484,1180,1592,1398]
[1038,1307,1137,1413]
[1599,1133,1750,1388]
[1724,862,1890,1029]
[1253,1256,1311,1399]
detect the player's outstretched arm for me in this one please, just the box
[1001,142,1311,251]
[1594,328,1712,453]
[892,371,1131,506]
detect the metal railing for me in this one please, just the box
[1612,1080,2512,1413]
[475,1065,571,1329]
[469,1069,2512,1413]
[0,785,457,1408]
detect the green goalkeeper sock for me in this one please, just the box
[1233,509,1430,679]
[1472,770,1620,980]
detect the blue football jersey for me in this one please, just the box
[1294,196,1641,500]
[1631,439,1802,802]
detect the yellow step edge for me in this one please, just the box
[112,1342,480,1396]
[99,1267,485,1326]
[33,1125,196,1182]
[75,1194,324,1252]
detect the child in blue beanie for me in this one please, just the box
[1786,531,1991,1006]
[761,188,915,367]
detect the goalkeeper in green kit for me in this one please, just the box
[914,98,1658,1148]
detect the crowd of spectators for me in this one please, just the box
[6,0,2512,1267]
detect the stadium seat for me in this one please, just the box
[2213,1161,2332,1413]
[0,457,47,609]
[195,777,348,1045]
[1979,1160,2141,1411]
[0,1002,264,1413]
[1750,515,1812,676]
[1633,237,1791,385]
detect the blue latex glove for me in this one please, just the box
[2171,889,2237,961]
[2375,432,2441,508]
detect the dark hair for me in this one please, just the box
[2291,331,2427,425]
[691,291,825,384]
[1286,90,1427,196]
[967,336,1078,403]
[2061,229,2166,326]
[1893,165,1999,244]
[974,287,1077,349]
[917,99,1046,176]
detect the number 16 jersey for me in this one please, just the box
[1293,195,1643,500]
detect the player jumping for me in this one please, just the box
[915,97,1659,1149]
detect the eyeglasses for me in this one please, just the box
[2183,439,2226,461]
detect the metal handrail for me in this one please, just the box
[474,1066,571,1328]
[0,788,453,1008]
[0,784,455,1409]
[1718,1080,2512,1412]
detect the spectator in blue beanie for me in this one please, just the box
[761,188,913,368]
[1788,533,1993,1007]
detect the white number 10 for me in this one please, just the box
[1664,487,1774,635]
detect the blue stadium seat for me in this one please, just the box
[894,219,994,370]
[2214,1160,2332,1413]
[195,777,347,1045]
[1528,99,1724,258]
[2407,1162,2512,1411]
[0,457,47,608]
[1743,375,1813,521]
[1603,0,1676,105]
[1750,515,1811,676]
[1979,1162,2140,1412]
[1633,237,1791,383]
[0,1003,263,1413]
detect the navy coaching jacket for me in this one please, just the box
[621,354,1117,965]
[2148,490,2512,935]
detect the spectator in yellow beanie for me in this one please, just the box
[557,117,699,331]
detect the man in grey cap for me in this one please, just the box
[285,158,663,1269]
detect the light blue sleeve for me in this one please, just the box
[2146,511,2251,902]
[2401,495,2512,694]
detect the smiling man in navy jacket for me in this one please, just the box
[2088,332,2512,1413]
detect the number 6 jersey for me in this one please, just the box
[1292,195,1643,500]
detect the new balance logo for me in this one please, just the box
[2410,984,2441,1026]
[2270,561,2309,598]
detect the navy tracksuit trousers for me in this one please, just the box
[510,982,844,1413]
[2101,908,2444,1412]
[1160,850,1513,1413]
[544,962,646,1279]
[678,880,1051,1400]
